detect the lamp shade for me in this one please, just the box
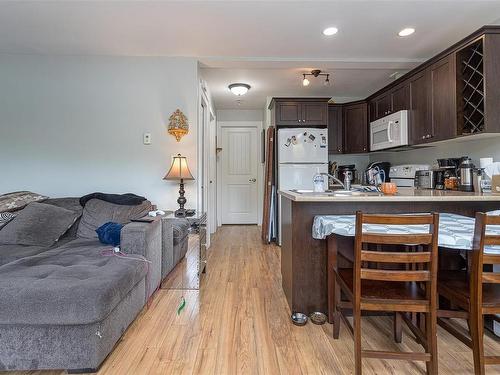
[163,154,194,181]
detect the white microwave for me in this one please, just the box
[370,110,409,151]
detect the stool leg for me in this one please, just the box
[425,309,438,375]
[469,311,485,375]
[394,312,402,343]
[354,306,362,375]
[333,279,341,339]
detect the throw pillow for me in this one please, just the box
[95,222,123,246]
[0,212,16,230]
[77,199,152,239]
[0,191,48,213]
[0,202,79,247]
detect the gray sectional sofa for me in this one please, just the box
[0,197,162,373]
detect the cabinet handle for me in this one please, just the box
[298,119,302,122]
[363,147,367,151]
[338,148,341,152]
[421,135,426,140]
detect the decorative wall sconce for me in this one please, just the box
[168,109,189,142]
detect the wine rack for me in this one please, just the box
[457,38,485,134]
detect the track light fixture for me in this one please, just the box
[302,70,331,87]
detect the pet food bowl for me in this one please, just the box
[291,312,308,326]
[309,311,327,325]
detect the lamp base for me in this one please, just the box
[175,208,187,217]
[175,208,195,217]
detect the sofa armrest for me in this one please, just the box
[120,219,162,297]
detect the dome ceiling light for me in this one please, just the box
[228,83,251,96]
[322,27,338,36]
[302,70,331,87]
[398,28,415,37]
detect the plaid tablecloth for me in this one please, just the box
[312,213,500,254]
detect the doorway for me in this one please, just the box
[219,122,260,224]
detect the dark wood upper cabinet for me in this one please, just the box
[328,105,343,154]
[374,93,392,119]
[429,54,456,141]
[269,98,329,127]
[409,70,432,144]
[343,102,368,154]
[368,101,377,123]
[392,82,410,113]
[302,102,328,126]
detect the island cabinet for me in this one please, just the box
[327,104,343,154]
[269,98,330,127]
[343,102,368,154]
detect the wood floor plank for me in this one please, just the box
[7,225,500,375]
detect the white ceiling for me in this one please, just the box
[1,1,500,109]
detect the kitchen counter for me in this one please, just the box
[279,188,500,315]
[280,187,500,202]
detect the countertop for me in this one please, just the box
[279,187,500,202]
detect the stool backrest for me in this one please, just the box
[471,213,500,286]
[354,212,440,302]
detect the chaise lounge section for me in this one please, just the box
[0,197,161,372]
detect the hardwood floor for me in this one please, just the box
[8,225,500,374]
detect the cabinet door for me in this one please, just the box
[392,82,410,113]
[276,102,302,126]
[302,102,328,126]
[343,103,368,154]
[375,93,392,119]
[409,71,432,144]
[368,101,377,123]
[328,105,343,154]
[429,55,457,141]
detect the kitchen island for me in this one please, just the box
[279,188,500,315]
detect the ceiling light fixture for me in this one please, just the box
[302,70,331,87]
[228,83,251,96]
[323,27,338,36]
[398,28,415,37]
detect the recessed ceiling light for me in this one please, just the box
[398,28,415,37]
[228,83,251,96]
[323,27,338,36]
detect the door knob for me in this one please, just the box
[249,178,256,182]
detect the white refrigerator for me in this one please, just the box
[277,128,328,244]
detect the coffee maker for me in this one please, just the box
[434,158,461,190]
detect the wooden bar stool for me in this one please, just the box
[437,212,500,374]
[331,211,440,375]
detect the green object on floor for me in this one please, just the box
[177,296,186,315]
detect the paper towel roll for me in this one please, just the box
[480,157,494,168]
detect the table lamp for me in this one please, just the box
[163,154,194,217]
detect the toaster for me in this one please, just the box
[414,170,435,189]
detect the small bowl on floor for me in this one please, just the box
[291,312,308,326]
[309,312,327,325]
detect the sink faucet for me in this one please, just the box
[321,172,351,191]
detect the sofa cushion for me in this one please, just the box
[0,191,48,213]
[0,202,79,247]
[0,238,147,325]
[77,199,152,239]
[172,219,190,246]
[0,244,48,267]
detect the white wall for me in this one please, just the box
[370,136,500,168]
[0,54,199,210]
[216,109,263,122]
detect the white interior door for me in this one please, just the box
[221,127,259,224]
